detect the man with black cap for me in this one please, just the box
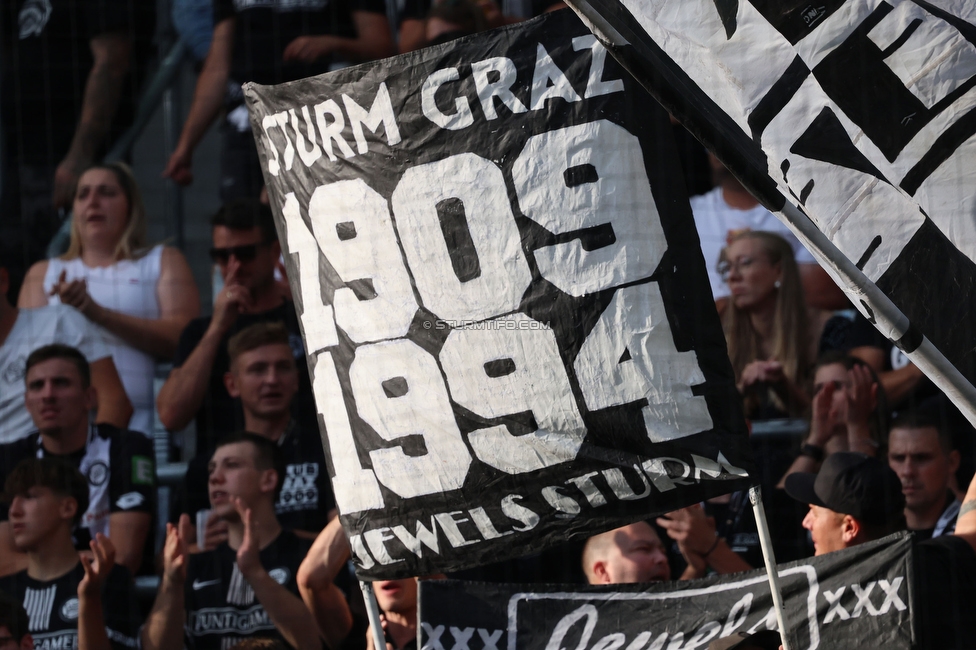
[785,451,976,648]
[784,451,907,555]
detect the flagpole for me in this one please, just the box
[749,486,792,650]
[775,201,976,429]
[563,0,976,431]
[361,581,388,650]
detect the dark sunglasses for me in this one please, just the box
[209,242,269,264]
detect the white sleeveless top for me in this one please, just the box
[44,245,165,434]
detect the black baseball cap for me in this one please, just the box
[784,452,905,525]
[708,630,782,650]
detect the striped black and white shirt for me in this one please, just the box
[0,563,140,650]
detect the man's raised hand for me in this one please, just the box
[164,517,190,584]
[79,533,116,598]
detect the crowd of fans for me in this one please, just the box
[1,0,976,649]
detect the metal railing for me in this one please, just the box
[46,39,191,258]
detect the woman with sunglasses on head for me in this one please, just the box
[720,230,825,420]
[19,163,200,435]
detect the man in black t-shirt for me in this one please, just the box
[162,0,393,201]
[785,452,976,649]
[141,433,320,650]
[0,345,155,577]
[888,411,961,540]
[172,321,335,549]
[157,200,316,450]
[0,458,141,650]
[0,0,154,285]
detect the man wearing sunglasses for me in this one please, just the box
[156,199,314,453]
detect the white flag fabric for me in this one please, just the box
[566,0,976,422]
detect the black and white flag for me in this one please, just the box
[243,10,753,579]
[419,533,916,650]
[566,0,976,420]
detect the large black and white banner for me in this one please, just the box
[566,0,976,419]
[419,534,915,650]
[243,10,754,579]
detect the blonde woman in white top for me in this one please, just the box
[19,163,200,434]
